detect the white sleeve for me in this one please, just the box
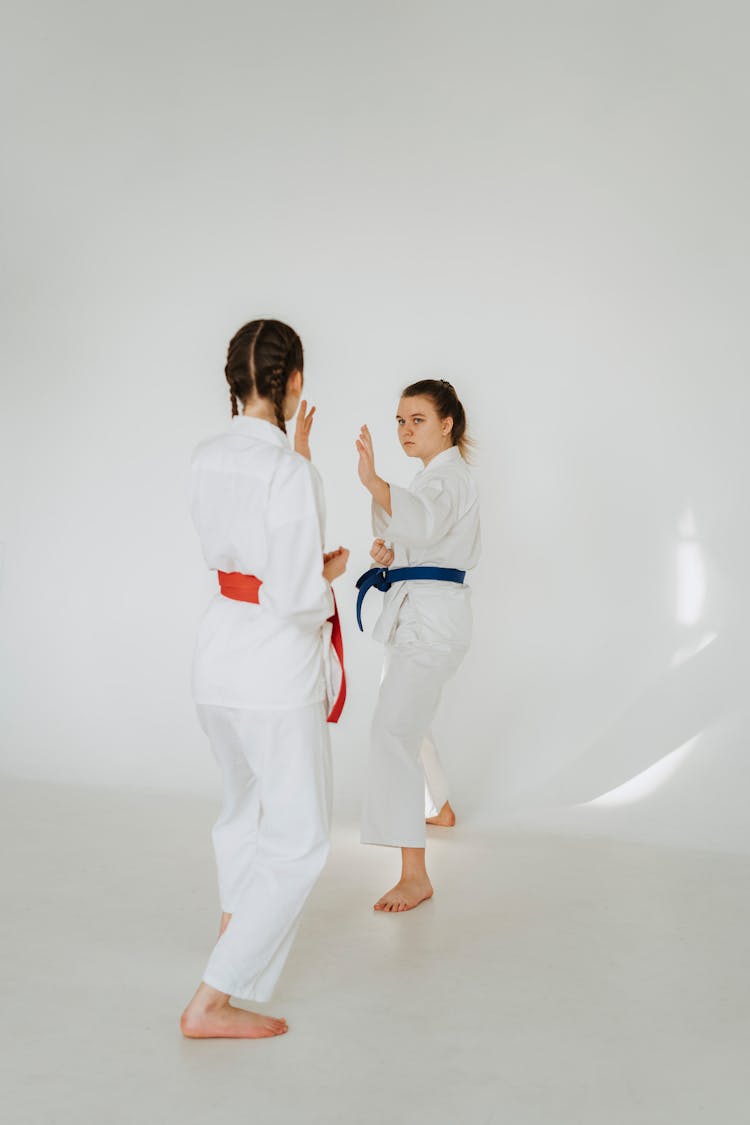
[371,497,390,539]
[259,461,334,631]
[374,478,457,549]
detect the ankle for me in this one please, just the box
[401,865,429,882]
[191,984,230,1014]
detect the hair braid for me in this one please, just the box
[225,320,264,415]
[255,365,288,432]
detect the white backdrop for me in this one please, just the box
[2,1,748,852]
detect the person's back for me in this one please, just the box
[180,318,348,1040]
[190,414,331,709]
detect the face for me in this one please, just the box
[396,395,453,461]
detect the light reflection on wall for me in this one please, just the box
[672,506,715,667]
[583,507,712,808]
[676,506,706,627]
[584,734,700,807]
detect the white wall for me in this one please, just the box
[2,1,748,852]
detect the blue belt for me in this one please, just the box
[355,566,466,631]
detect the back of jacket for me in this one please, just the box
[190,415,333,710]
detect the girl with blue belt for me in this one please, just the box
[356,380,481,911]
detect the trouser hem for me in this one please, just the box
[360,836,427,849]
[201,974,274,1003]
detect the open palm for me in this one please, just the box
[294,400,316,460]
[356,424,377,487]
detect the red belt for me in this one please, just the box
[217,571,346,724]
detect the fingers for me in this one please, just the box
[359,425,374,455]
[323,546,350,563]
[296,400,316,430]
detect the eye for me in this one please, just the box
[397,418,404,426]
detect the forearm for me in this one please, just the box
[368,475,392,516]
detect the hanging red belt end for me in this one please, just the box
[326,593,347,724]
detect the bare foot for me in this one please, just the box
[219,911,232,937]
[426,800,456,827]
[374,875,433,913]
[180,983,288,1040]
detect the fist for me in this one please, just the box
[370,538,395,567]
[323,546,350,583]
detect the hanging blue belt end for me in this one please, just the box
[354,565,466,632]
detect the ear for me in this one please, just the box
[288,369,303,397]
[442,415,454,436]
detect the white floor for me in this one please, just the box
[2,778,749,1125]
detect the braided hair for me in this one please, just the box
[401,378,475,461]
[224,319,304,432]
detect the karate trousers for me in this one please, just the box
[196,701,332,1001]
[361,636,467,849]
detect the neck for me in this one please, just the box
[421,442,453,468]
[241,401,280,427]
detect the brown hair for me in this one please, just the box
[401,378,475,461]
[224,319,303,432]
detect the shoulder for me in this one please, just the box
[413,458,472,494]
[414,460,478,513]
[271,447,323,490]
[268,449,324,521]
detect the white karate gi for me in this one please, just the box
[361,446,481,848]
[190,415,333,1000]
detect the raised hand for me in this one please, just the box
[294,399,316,460]
[355,425,377,488]
[323,546,350,583]
[370,538,395,568]
[356,424,392,514]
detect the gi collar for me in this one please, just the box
[417,446,462,476]
[230,414,290,448]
